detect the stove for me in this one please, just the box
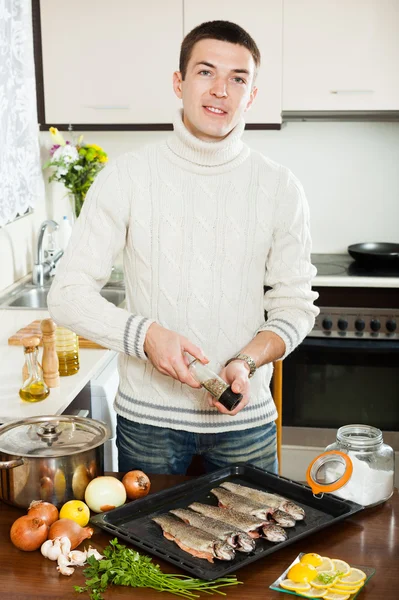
[311,254,399,339]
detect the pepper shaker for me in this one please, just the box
[40,318,60,387]
[188,359,242,411]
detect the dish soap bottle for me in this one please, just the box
[19,336,50,402]
[188,359,242,411]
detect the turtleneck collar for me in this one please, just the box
[163,109,250,174]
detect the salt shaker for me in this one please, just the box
[188,359,242,411]
[40,318,60,388]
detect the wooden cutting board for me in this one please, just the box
[8,320,105,349]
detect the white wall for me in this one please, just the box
[1,120,399,292]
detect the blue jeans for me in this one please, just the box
[116,415,278,475]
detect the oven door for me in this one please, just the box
[283,337,399,432]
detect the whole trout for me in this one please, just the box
[170,508,255,553]
[211,487,296,528]
[220,481,305,521]
[152,514,235,562]
[189,502,287,543]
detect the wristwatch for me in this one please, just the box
[225,353,257,378]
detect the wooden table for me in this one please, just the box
[0,476,397,599]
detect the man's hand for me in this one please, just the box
[207,360,251,416]
[144,323,209,388]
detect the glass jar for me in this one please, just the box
[324,424,394,507]
[55,327,80,376]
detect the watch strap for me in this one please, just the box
[225,353,256,378]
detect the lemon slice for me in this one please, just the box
[280,579,311,591]
[301,553,324,567]
[298,587,328,597]
[316,557,335,572]
[311,577,338,590]
[324,592,350,600]
[338,568,367,585]
[333,582,363,592]
[331,559,351,575]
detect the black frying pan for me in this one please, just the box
[348,242,399,265]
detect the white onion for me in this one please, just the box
[84,476,127,513]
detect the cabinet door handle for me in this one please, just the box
[84,105,130,110]
[329,90,375,95]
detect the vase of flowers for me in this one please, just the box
[43,128,108,220]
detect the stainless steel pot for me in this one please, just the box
[0,415,110,509]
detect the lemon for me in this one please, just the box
[333,582,363,592]
[337,568,367,586]
[316,557,335,572]
[331,559,351,575]
[298,586,328,597]
[60,499,90,526]
[280,579,311,591]
[288,563,318,584]
[301,553,324,567]
[311,573,339,590]
[324,592,350,600]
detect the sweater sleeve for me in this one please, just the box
[256,167,319,359]
[47,159,155,360]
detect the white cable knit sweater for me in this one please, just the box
[48,110,319,433]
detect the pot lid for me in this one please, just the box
[0,415,110,457]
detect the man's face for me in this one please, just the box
[173,38,258,142]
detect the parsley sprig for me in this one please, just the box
[74,538,242,600]
[315,570,344,584]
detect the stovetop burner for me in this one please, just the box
[312,253,399,278]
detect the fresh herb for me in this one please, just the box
[315,570,344,584]
[74,538,242,600]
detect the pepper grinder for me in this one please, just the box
[188,359,242,411]
[40,318,60,387]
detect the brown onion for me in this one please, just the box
[48,518,93,550]
[10,515,48,551]
[122,470,151,500]
[28,500,59,526]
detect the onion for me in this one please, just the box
[122,470,151,500]
[48,518,93,550]
[28,500,59,526]
[10,515,48,551]
[84,476,126,513]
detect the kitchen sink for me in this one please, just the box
[0,284,125,309]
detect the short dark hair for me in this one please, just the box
[179,20,261,80]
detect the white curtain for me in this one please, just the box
[0,0,44,226]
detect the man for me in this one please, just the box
[48,20,319,475]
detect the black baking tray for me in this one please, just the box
[90,464,363,580]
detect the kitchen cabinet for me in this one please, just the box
[184,0,282,125]
[34,0,282,128]
[37,0,182,126]
[283,0,399,112]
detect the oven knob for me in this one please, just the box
[386,319,397,333]
[337,318,348,331]
[322,317,333,331]
[370,319,381,332]
[355,318,365,332]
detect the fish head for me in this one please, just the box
[213,540,236,561]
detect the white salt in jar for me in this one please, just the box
[323,424,394,507]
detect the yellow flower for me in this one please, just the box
[49,127,66,146]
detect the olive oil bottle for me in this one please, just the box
[19,337,50,402]
[55,326,80,376]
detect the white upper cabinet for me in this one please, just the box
[184,0,283,124]
[40,0,182,124]
[283,0,399,111]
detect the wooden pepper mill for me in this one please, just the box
[22,336,41,383]
[40,318,60,388]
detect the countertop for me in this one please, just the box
[0,308,113,423]
[311,253,399,288]
[0,475,397,599]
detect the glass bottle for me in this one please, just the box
[324,424,394,507]
[55,326,80,376]
[19,338,50,402]
[188,359,242,411]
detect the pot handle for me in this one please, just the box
[0,458,24,469]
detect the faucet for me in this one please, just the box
[32,220,64,286]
